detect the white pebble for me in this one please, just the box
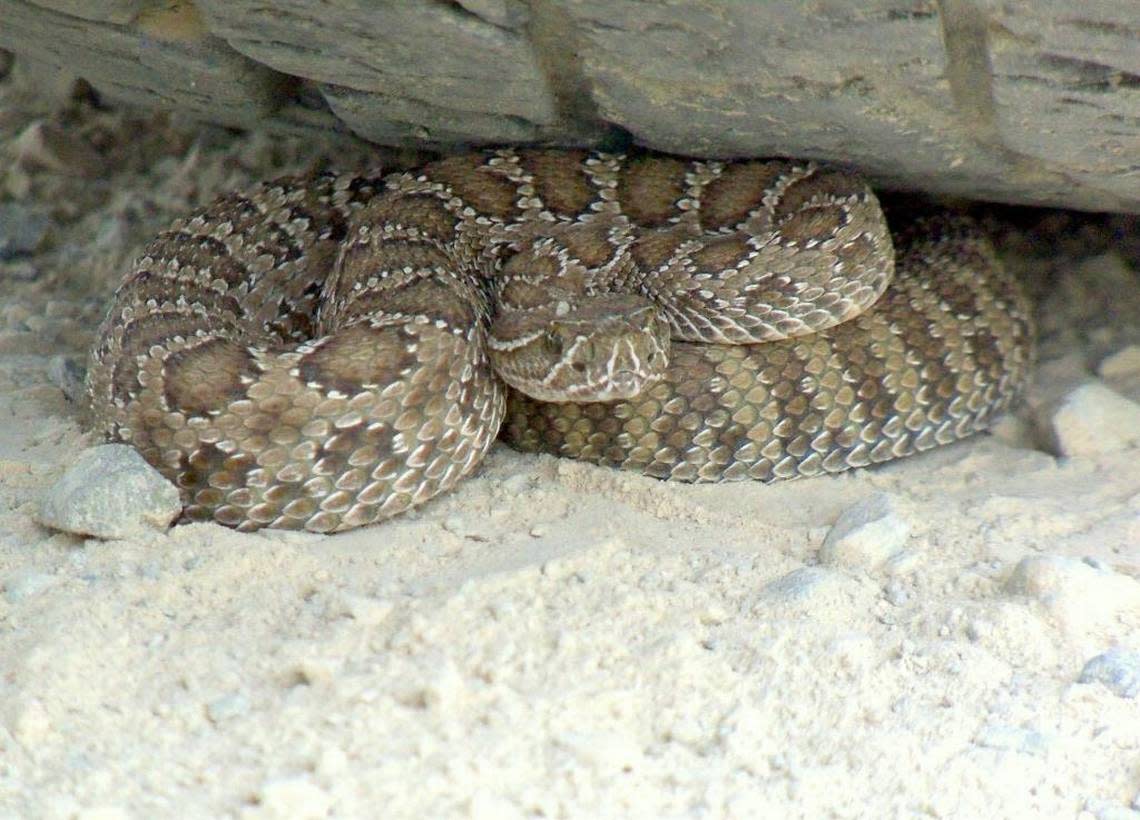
[37,445,182,538]
[1043,381,1140,457]
[206,692,251,723]
[819,492,910,570]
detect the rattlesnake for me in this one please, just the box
[85,149,1034,532]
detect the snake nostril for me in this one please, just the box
[572,361,587,373]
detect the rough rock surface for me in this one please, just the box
[0,0,1137,212]
[36,444,182,538]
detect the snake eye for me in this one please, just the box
[543,331,563,354]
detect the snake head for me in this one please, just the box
[489,295,670,403]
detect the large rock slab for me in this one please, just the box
[0,0,1136,211]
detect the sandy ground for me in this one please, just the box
[1,66,1139,819]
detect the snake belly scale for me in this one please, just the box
[85,149,1034,532]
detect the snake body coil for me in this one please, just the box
[86,150,1034,531]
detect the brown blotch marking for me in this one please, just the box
[921,247,990,320]
[497,277,578,311]
[148,232,252,291]
[776,169,865,217]
[500,242,563,281]
[299,323,418,394]
[630,226,691,273]
[361,192,459,244]
[115,308,210,354]
[345,274,480,333]
[776,205,847,245]
[699,161,794,230]
[689,233,756,274]
[516,149,596,217]
[340,240,454,288]
[204,190,262,232]
[114,269,246,320]
[111,311,217,404]
[616,157,690,228]
[182,443,255,499]
[164,337,260,416]
[425,154,520,221]
[553,221,619,269]
[212,192,307,264]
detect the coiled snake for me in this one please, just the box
[85,149,1034,532]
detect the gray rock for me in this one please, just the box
[0,203,49,259]
[819,492,910,570]
[0,0,1136,211]
[1043,381,1140,457]
[36,445,182,538]
[0,1,290,131]
[47,354,85,402]
[1078,648,1140,699]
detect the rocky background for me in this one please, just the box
[0,0,1137,213]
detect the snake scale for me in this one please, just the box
[85,149,1034,532]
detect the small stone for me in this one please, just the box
[973,724,1049,756]
[1082,798,1140,820]
[884,579,910,606]
[756,566,862,617]
[1100,345,1140,381]
[3,570,57,602]
[1043,381,1140,457]
[1078,647,1140,698]
[36,445,182,538]
[47,355,85,402]
[819,493,910,570]
[1005,555,1140,635]
[965,618,994,642]
[206,692,251,723]
[762,567,835,601]
[0,203,49,259]
[1099,345,1140,402]
[252,776,332,819]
